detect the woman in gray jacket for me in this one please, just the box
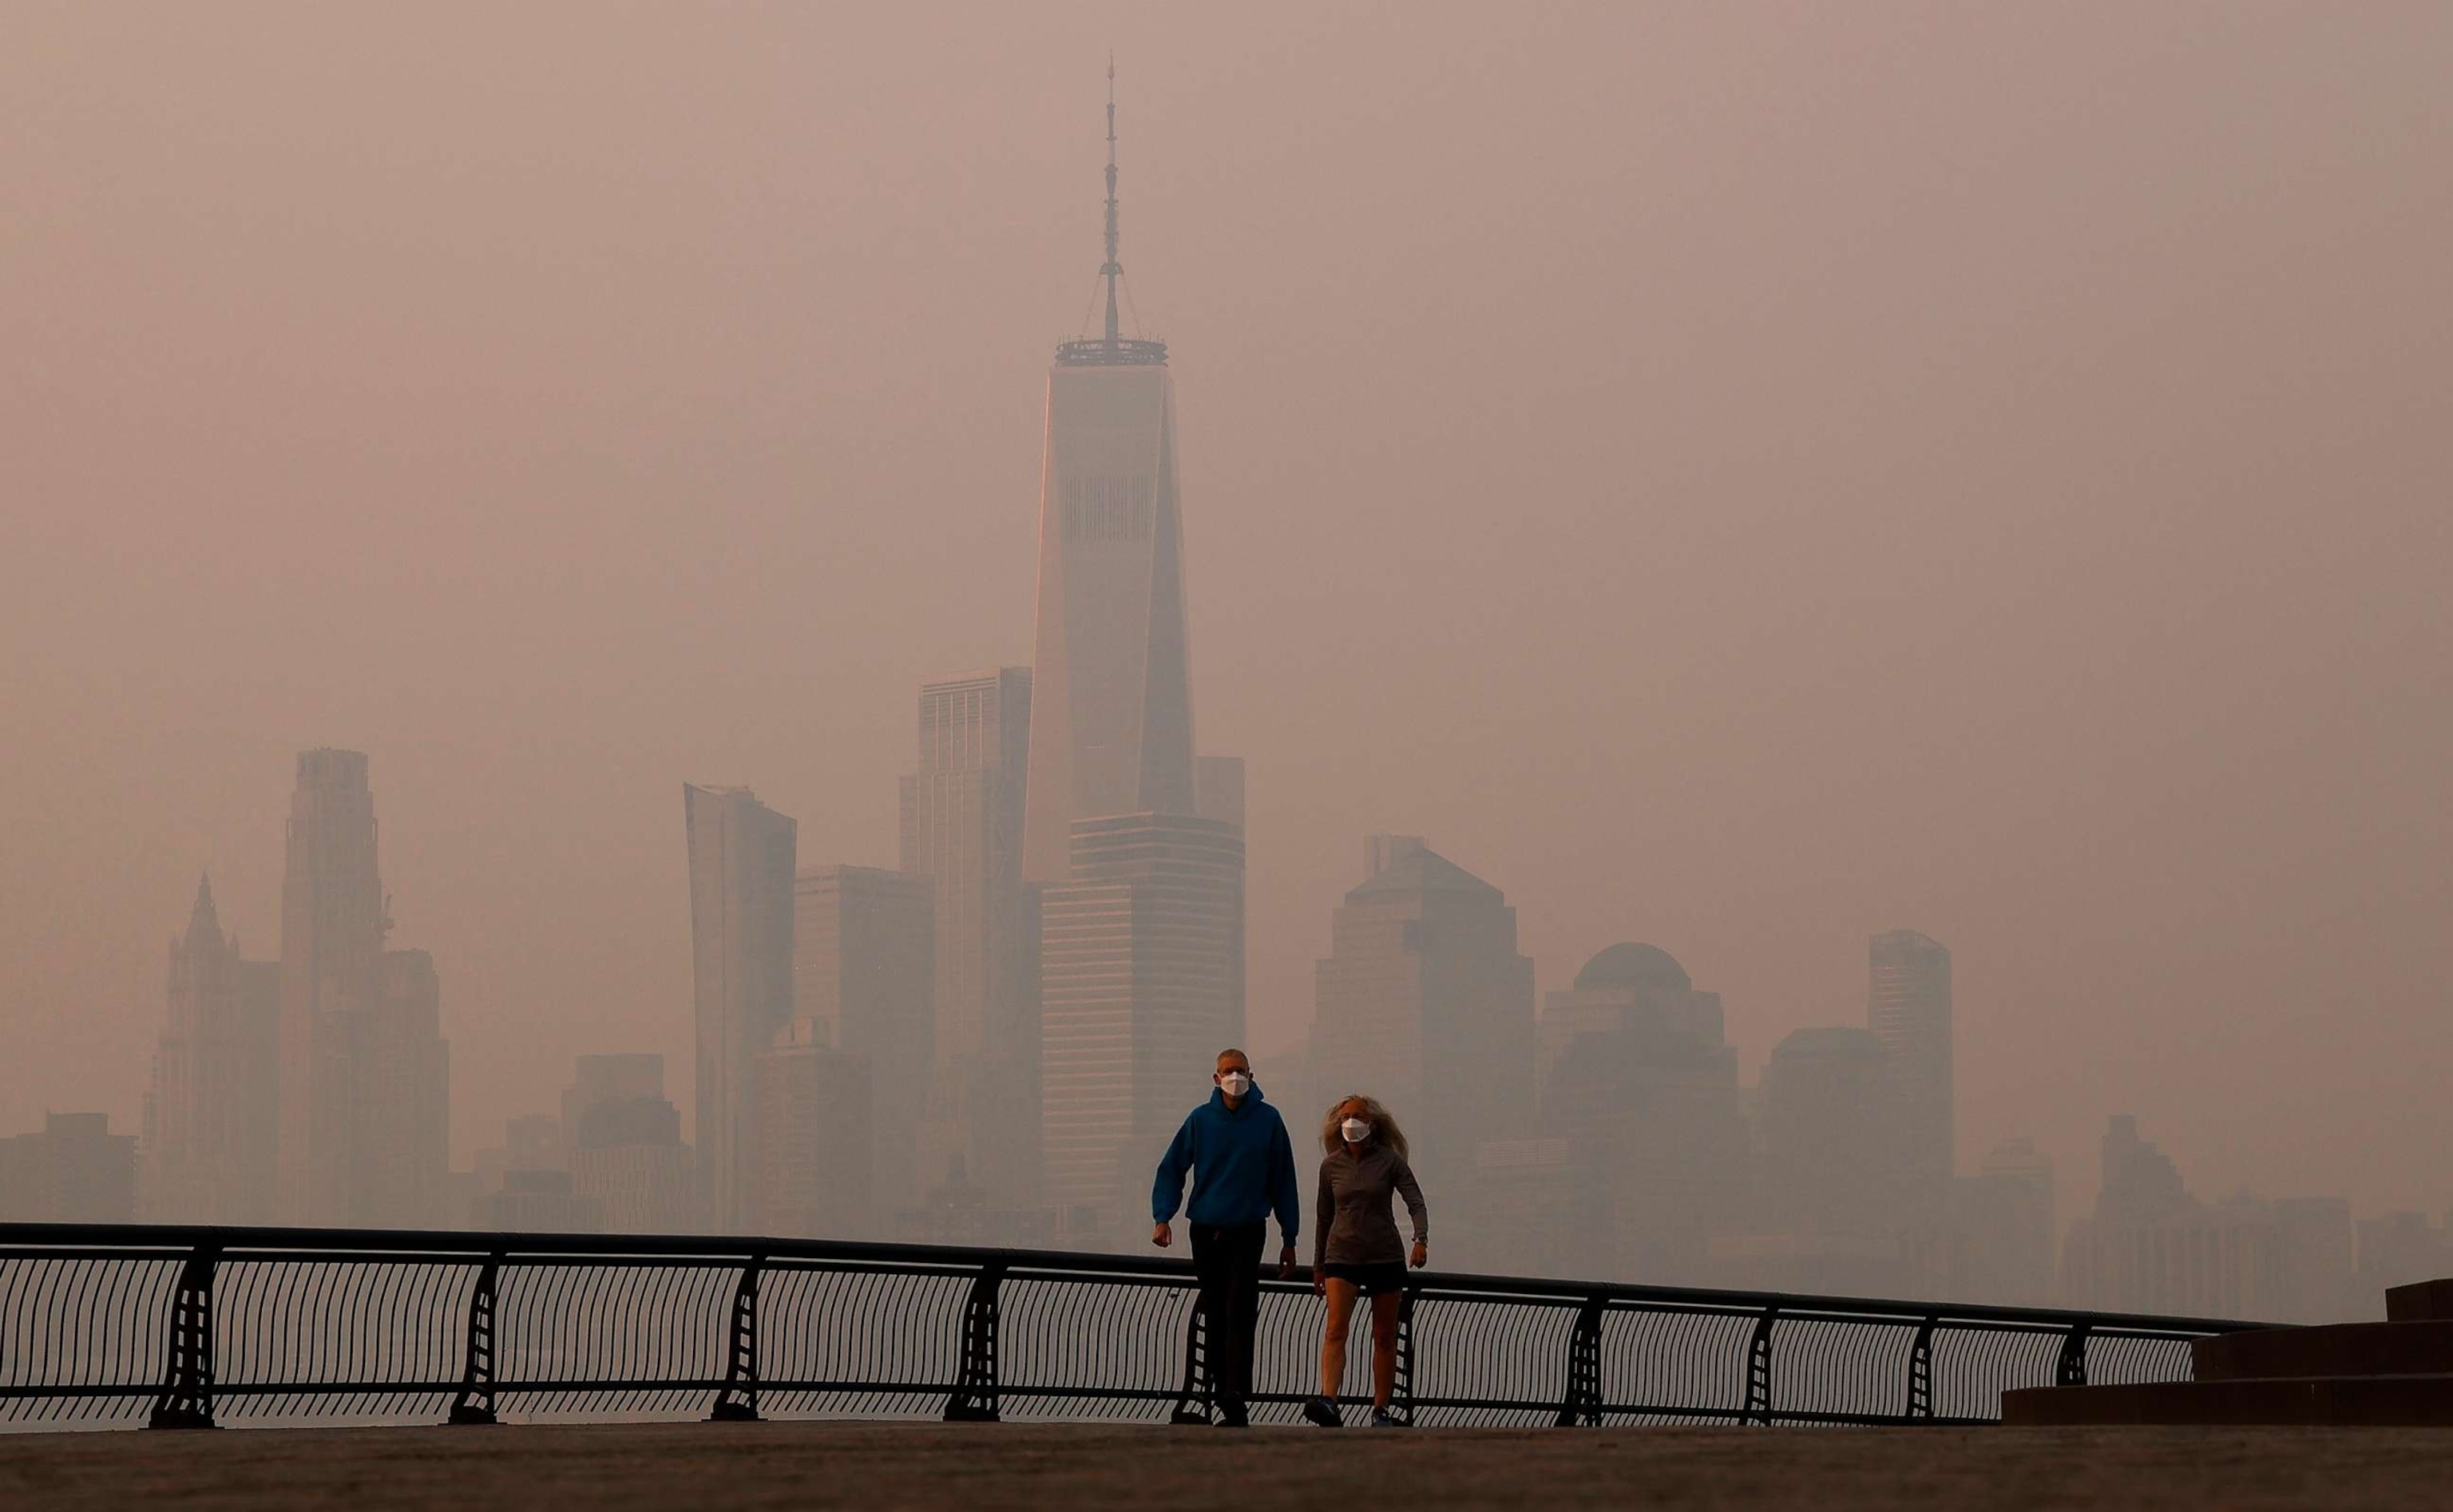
[1302,1094,1429,1428]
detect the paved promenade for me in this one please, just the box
[6,1421,2453,1510]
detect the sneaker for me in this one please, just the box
[1302,1395,1342,1428]
[1369,1407,1408,1428]
[1215,1403,1250,1429]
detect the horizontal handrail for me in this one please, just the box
[0,1221,2263,1433]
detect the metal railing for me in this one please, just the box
[0,1224,2260,1431]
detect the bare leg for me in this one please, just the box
[1319,1279,1359,1400]
[1369,1289,1403,1409]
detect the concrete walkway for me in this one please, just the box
[7,1421,2453,1510]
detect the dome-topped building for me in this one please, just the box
[1571,942,1693,995]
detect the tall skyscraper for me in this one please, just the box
[684,783,797,1231]
[900,669,1039,1203]
[1020,77,1201,885]
[791,864,933,1210]
[1040,813,1244,1233]
[275,749,449,1227]
[1867,928,1953,1201]
[142,875,280,1222]
[1311,838,1535,1209]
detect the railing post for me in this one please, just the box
[1391,1285,1420,1427]
[1553,1295,1605,1427]
[147,1242,219,1430]
[2055,1321,2091,1388]
[1906,1316,1937,1421]
[1166,1294,1212,1425]
[1741,1304,1777,1426]
[447,1253,505,1425]
[707,1255,763,1422]
[943,1258,1008,1422]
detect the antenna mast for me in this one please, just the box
[1102,57,1121,345]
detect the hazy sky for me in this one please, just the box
[6,4,2448,1225]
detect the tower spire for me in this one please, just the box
[1102,55,1121,346]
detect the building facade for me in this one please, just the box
[141,876,280,1223]
[754,1015,875,1239]
[899,669,1040,1207]
[1040,813,1245,1235]
[1311,837,1536,1229]
[684,783,798,1231]
[275,749,449,1227]
[1867,928,1953,1207]
[792,865,933,1211]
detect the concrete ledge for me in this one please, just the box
[2388,1280,2453,1323]
[2193,1322,2453,1382]
[2003,1375,2453,1427]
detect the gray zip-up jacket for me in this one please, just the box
[1313,1142,1429,1269]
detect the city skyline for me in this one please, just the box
[6,5,2451,1241]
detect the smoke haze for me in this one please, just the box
[4,2,2450,1233]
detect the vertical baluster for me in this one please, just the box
[446,1254,503,1425]
[1166,1296,1212,1424]
[1741,1304,1777,1426]
[147,1244,219,1430]
[1553,1295,1605,1427]
[708,1256,763,1422]
[942,1259,1007,1422]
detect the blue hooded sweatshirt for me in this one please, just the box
[1152,1083,1302,1240]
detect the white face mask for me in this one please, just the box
[1219,1072,1251,1098]
[1341,1118,1371,1144]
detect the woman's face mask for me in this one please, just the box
[1341,1117,1371,1144]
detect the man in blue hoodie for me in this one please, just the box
[1152,1047,1301,1427]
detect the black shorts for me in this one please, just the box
[1319,1261,1409,1296]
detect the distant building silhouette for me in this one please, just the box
[900,670,1040,1208]
[793,865,933,1212]
[1721,1026,1910,1295]
[275,750,449,1227]
[684,783,797,1230]
[1867,929,1953,1207]
[565,1054,695,1233]
[141,875,279,1222]
[1040,813,1244,1236]
[1940,1137,2057,1305]
[755,1014,874,1239]
[1312,837,1534,1254]
[2058,1114,2355,1322]
[0,1113,137,1223]
[1533,942,1744,1284]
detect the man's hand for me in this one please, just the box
[1410,1241,1429,1270]
[1152,1221,1172,1249]
[1277,1245,1296,1280]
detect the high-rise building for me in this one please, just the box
[755,1015,874,1239]
[1534,942,1745,1284]
[1735,1025,1912,1294]
[275,749,450,1227]
[1867,929,1953,1202]
[565,1055,695,1234]
[684,783,798,1230]
[1944,1137,2057,1305]
[900,669,1039,1204]
[1311,838,1536,1221]
[792,864,933,1210]
[141,875,281,1222]
[1040,813,1244,1234]
[1020,81,1201,886]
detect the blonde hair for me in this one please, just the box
[1322,1094,1409,1159]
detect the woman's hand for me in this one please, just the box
[1410,1241,1428,1270]
[1311,1271,1327,1298]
